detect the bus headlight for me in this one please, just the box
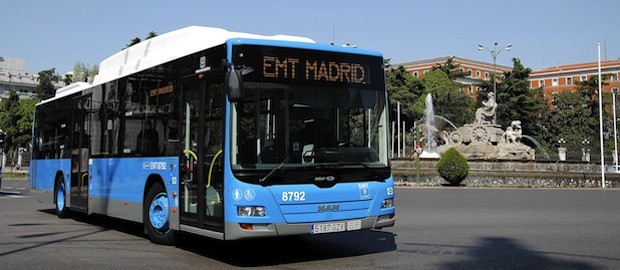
[381,199,394,209]
[237,206,266,217]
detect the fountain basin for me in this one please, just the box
[392,159,620,188]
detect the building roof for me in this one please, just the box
[530,59,620,77]
[392,55,512,70]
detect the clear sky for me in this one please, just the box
[2,0,619,75]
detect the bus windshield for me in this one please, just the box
[230,45,389,185]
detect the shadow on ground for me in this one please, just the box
[174,229,396,267]
[38,208,397,267]
[402,237,608,270]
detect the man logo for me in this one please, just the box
[318,204,340,212]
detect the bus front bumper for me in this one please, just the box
[224,214,395,240]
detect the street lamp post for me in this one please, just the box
[582,139,591,162]
[478,42,512,124]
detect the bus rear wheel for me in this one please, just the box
[144,182,175,245]
[55,180,69,218]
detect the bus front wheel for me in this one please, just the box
[55,180,69,218]
[144,182,175,245]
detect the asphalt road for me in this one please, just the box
[1,179,619,269]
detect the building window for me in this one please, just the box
[611,73,618,82]
[580,75,587,82]
[539,80,545,87]
[552,78,559,86]
[485,72,489,78]
[468,69,472,77]
[566,77,572,85]
[476,70,481,78]
[413,71,418,77]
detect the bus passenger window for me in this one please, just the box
[137,120,160,155]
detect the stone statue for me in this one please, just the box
[475,92,497,125]
[501,126,514,143]
[510,120,522,143]
[501,121,523,144]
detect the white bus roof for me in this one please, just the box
[38,26,315,106]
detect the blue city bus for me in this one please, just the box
[30,26,394,245]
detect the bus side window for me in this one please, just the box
[137,120,160,155]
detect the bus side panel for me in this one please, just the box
[29,159,71,205]
[89,157,179,228]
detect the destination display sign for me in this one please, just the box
[232,45,384,88]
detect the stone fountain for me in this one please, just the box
[424,92,536,160]
[419,94,440,159]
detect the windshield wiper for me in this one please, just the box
[259,157,290,185]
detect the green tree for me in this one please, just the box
[420,69,475,127]
[575,74,609,116]
[431,56,471,80]
[385,65,423,124]
[62,73,73,85]
[0,91,37,154]
[0,90,21,152]
[35,68,60,100]
[125,37,141,49]
[124,31,158,49]
[543,90,597,158]
[145,31,158,40]
[15,98,36,148]
[72,62,99,83]
[496,58,548,147]
[567,74,611,158]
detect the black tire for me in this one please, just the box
[144,182,175,245]
[55,179,69,219]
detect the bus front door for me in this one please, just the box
[70,96,91,213]
[179,73,224,233]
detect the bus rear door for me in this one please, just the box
[69,95,91,213]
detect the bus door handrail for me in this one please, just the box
[207,150,223,187]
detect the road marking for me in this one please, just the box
[1,195,31,199]
[0,191,30,199]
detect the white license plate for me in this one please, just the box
[347,219,362,231]
[310,220,361,234]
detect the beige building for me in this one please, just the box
[529,59,620,101]
[393,56,512,100]
[395,56,620,106]
[0,57,64,100]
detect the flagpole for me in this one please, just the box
[598,43,606,188]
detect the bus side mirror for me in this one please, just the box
[223,58,253,102]
[226,69,244,102]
